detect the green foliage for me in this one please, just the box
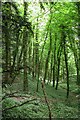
[2,97,47,119]
[2,2,79,119]
[2,98,21,118]
[3,74,78,118]
[52,102,78,118]
[2,79,78,119]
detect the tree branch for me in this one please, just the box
[2,98,37,112]
[41,81,52,120]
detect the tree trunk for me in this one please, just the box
[23,2,28,92]
[62,26,69,98]
[50,55,53,83]
[35,18,39,92]
[43,7,52,83]
[55,55,61,90]
[32,47,35,79]
[43,32,52,83]
[76,3,80,86]
[53,34,57,87]
[3,3,12,85]
[64,47,69,98]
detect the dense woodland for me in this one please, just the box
[1,1,80,119]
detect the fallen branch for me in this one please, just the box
[2,91,18,101]
[2,98,36,112]
[41,81,52,120]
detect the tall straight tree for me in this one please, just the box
[76,3,80,85]
[43,4,52,83]
[53,34,57,87]
[2,3,12,84]
[62,25,69,98]
[23,2,28,92]
[35,18,39,92]
[55,48,62,90]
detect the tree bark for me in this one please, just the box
[35,18,40,92]
[23,2,28,92]
[53,34,57,87]
[62,26,69,98]
[76,3,80,86]
[43,8,52,83]
[55,56,60,90]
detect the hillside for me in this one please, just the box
[2,75,79,119]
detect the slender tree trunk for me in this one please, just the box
[10,31,20,84]
[76,3,80,85]
[62,26,69,98]
[23,29,28,92]
[50,56,53,83]
[53,34,57,87]
[64,47,69,98]
[43,7,52,83]
[55,50,61,90]
[29,43,31,75]
[4,22,10,84]
[43,32,52,83]
[39,30,48,82]
[62,63,65,81]
[41,81,52,120]
[68,34,79,85]
[3,3,11,84]
[55,32,62,90]
[47,70,50,84]
[76,3,80,114]
[32,47,35,79]
[23,2,28,92]
[5,28,9,84]
[35,18,39,92]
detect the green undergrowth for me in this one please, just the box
[2,74,79,119]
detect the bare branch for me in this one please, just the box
[41,81,52,120]
[2,98,37,112]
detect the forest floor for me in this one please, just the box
[2,74,79,119]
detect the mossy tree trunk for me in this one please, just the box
[23,2,28,92]
[3,3,11,84]
[35,18,40,92]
